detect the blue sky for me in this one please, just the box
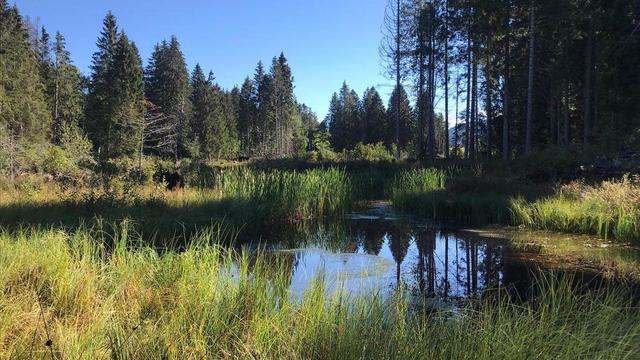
[13,0,393,120]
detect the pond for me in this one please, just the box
[255,202,538,305]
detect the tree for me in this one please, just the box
[381,0,410,160]
[385,84,414,153]
[362,87,387,145]
[48,31,84,143]
[145,36,192,160]
[85,11,119,160]
[524,0,535,155]
[106,33,144,158]
[327,82,362,151]
[0,3,51,179]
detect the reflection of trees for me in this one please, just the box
[414,228,437,296]
[388,222,411,283]
[360,222,386,255]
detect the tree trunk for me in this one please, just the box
[427,7,436,161]
[470,50,477,160]
[486,60,493,158]
[444,0,450,158]
[465,32,471,159]
[418,47,425,161]
[564,81,570,147]
[502,8,511,162]
[455,74,460,158]
[525,0,535,155]
[583,16,594,147]
[395,0,401,160]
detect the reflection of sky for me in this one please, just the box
[279,208,513,304]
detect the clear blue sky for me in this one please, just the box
[13,0,394,120]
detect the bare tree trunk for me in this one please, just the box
[563,81,570,147]
[525,0,535,155]
[465,32,471,159]
[583,16,594,147]
[395,0,401,160]
[486,63,493,159]
[470,50,477,160]
[444,0,450,158]
[418,49,425,161]
[455,74,460,158]
[427,7,435,161]
[503,5,511,162]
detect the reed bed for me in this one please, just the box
[391,170,639,243]
[511,177,640,243]
[1,224,639,359]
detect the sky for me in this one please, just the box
[13,0,394,120]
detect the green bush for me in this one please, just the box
[343,142,395,162]
[43,146,71,174]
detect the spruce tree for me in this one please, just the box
[0,3,50,142]
[237,77,255,157]
[145,36,191,160]
[0,2,51,178]
[85,11,119,158]
[385,85,414,153]
[49,31,84,143]
[106,33,144,158]
[362,87,387,145]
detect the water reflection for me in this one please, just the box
[266,203,530,303]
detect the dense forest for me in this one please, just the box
[1,0,639,178]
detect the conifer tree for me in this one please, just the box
[0,2,51,178]
[145,36,191,160]
[85,11,119,158]
[385,85,414,153]
[237,77,255,157]
[48,31,84,143]
[362,87,387,145]
[106,33,144,158]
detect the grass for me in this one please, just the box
[1,223,640,359]
[391,170,639,243]
[0,168,353,242]
[511,177,640,243]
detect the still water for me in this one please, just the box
[260,202,534,304]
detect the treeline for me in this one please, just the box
[0,4,315,179]
[324,82,446,155]
[367,0,640,161]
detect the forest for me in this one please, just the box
[1,0,640,358]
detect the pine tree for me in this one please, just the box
[237,77,255,157]
[106,33,144,158]
[327,82,361,151]
[49,31,84,143]
[0,2,51,178]
[145,36,191,160]
[385,85,414,153]
[85,11,119,159]
[362,87,387,145]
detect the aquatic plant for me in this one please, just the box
[1,224,639,359]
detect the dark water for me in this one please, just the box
[261,202,535,304]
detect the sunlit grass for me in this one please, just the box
[1,224,639,359]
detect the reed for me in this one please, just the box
[1,224,639,359]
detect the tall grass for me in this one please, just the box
[0,168,353,239]
[391,170,639,242]
[389,167,513,225]
[1,224,639,359]
[511,178,640,243]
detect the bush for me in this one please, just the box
[42,146,71,174]
[342,142,395,162]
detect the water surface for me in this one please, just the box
[262,202,534,304]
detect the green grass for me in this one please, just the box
[511,178,640,243]
[391,170,639,243]
[0,168,354,242]
[1,223,640,359]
